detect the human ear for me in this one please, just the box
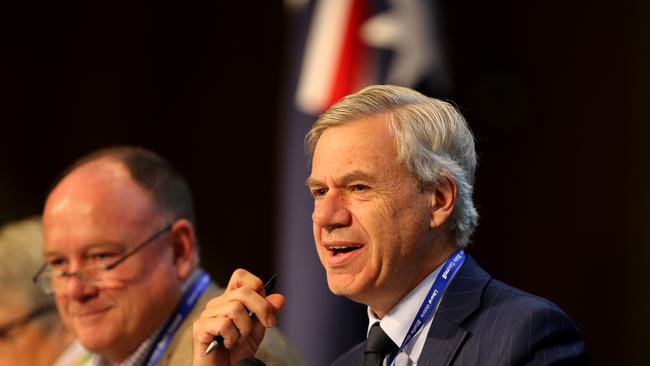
[429,175,457,229]
[169,218,196,280]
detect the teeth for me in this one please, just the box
[328,245,362,257]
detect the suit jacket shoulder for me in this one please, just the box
[420,256,589,365]
[331,340,365,366]
[332,256,589,366]
[159,282,304,366]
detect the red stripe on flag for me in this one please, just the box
[325,0,369,109]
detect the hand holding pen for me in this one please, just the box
[192,270,283,366]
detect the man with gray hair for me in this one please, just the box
[0,217,77,365]
[193,85,588,365]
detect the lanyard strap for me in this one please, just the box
[391,250,465,364]
[146,270,211,366]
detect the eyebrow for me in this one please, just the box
[305,177,321,189]
[305,170,377,188]
[44,241,125,257]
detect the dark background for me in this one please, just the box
[1,1,648,364]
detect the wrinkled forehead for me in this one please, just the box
[316,115,396,152]
[310,116,403,179]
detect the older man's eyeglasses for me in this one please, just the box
[32,223,174,295]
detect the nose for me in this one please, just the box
[312,189,352,231]
[65,275,85,298]
[62,272,99,301]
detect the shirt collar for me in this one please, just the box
[367,264,444,348]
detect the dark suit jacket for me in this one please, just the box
[331,256,589,365]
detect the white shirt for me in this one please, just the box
[367,260,463,366]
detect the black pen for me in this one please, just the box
[203,273,278,356]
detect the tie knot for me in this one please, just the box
[365,323,397,357]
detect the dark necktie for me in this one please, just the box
[364,323,398,366]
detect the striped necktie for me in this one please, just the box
[364,323,397,366]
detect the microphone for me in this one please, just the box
[235,357,266,366]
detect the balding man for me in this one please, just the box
[35,146,301,366]
[0,217,77,366]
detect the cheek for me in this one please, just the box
[312,224,320,241]
[312,224,324,245]
[122,264,177,312]
[313,230,327,263]
[366,205,417,262]
[54,296,71,321]
[363,207,397,249]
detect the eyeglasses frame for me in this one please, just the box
[32,221,175,294]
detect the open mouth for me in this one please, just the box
[328,245,363,256]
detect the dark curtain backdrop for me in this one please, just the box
[0,1,648,365]
[0,1,285,284]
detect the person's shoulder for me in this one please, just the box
[256,327,306,366]
[486,278,565,309]
[484,280,590,365]
[157,280,224,366]
[470,276,578,342]
[474,278,589,364]
[457,256,578,325]
[329,341,365,366]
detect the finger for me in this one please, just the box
[244,294,286,328]
[208,287,276,324]
[226,268,264,293]
[201,281,265,314]
[226,287,282,327]
[201,287,267,318]
[266,293,285,311]
[192,316,241,349]
[201,292,285,329]
[216,300,256,339]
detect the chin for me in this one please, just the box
[326,272,363,298]
[75,324,118,353]
[79,333,114,350]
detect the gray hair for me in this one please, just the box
[305,85,478,247]
[0,217,58,328]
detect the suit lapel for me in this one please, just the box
[159,283,223,366]
[418,256,491,365]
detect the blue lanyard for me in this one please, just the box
[390,250,465,365]
[146,270,211,366]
